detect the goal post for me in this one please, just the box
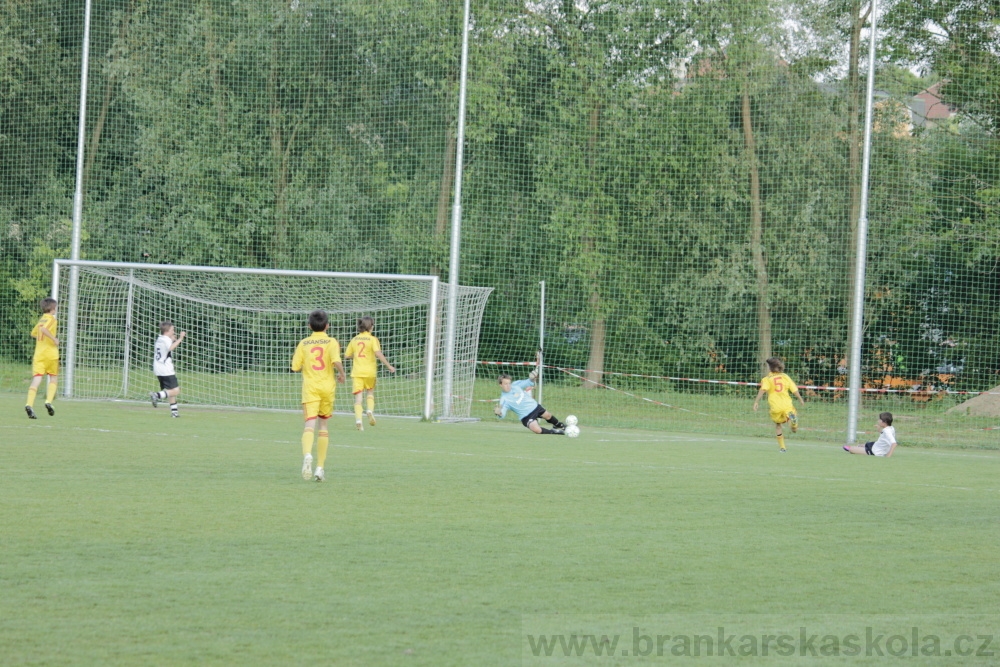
[52,260,493,420]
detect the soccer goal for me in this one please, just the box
[52,260,492,420]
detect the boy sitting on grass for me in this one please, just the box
[844,412,898,457]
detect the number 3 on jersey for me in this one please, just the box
[310,346,326,371]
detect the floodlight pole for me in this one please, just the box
[846,0,878,443]
[442,0,472,419]
[538,280,546,405]
[64,0,93,398]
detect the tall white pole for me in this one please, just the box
[121,270,136,398]
[64,0,93,398]
[424,277,440,421]
[846,0,878,443]
[442,0,472,418]
[537,280,545,405]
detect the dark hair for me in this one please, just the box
[879,411,893,426]
[160,320,174,334]
[765,357,785,373]
[357,316,374,333]
[498,373,512,384]
[40,297,57,313]
[309,310,329,332]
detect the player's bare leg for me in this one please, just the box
[843,445,866,454]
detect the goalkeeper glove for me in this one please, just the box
[528,369,539,381]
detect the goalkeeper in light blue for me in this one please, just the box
[494,370,567,435]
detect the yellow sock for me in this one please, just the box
[354,403,363,422]
[316,430,329,468]
[366,395,375,413]
[301,428,314,457]
[777,434,786,449]
[26,386,38,407]
[45,381,57,404]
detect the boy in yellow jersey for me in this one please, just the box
[343,316,395,431]
[25,298,59,419]
[753,356,805,452]
[291,310,346,482]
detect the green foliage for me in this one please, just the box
[0,0,998,411]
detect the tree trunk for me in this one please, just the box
[203,1,227,134]
[583,98,605,389]
[83,1,135,192]
[82,79,114,192]
[585,288,606,388]
[743,86,771,372]
[268,53,289,268]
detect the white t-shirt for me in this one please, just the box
[153,334,175,376]
[871,425,896,457]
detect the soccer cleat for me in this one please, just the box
[779,447,787,453]
[843,446,851,452]
[553,428,565,435]
[367,411,376,427]
[150,391,159,408]
[44,403,54,416]
[355,420,364,432]
[554,421,566,430]
[171,412,179,418]
[302,454,313,480]
[788,412,798,433]
[25,405,37,419]
[314,467,325,482]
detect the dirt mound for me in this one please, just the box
[947,385,1000,418]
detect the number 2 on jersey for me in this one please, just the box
[356,341,366,358]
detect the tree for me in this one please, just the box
[524,0,689,387]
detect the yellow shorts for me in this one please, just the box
[352,376,376,394]
[302,386,334,420]
[770,409,795,425]
[32,356,59,377]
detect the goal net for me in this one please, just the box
[53,261,492,419]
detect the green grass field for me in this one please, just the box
[3,360,997,449]
[2,390,999,665]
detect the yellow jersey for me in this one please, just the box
[760,372,797,413]
[31,313,59,360]
[291,332,342,396]
[344,332,382,378]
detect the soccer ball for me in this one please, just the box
[565,424,580,438]
[565,414,578,426]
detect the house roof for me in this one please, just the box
[913,81,954,120]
